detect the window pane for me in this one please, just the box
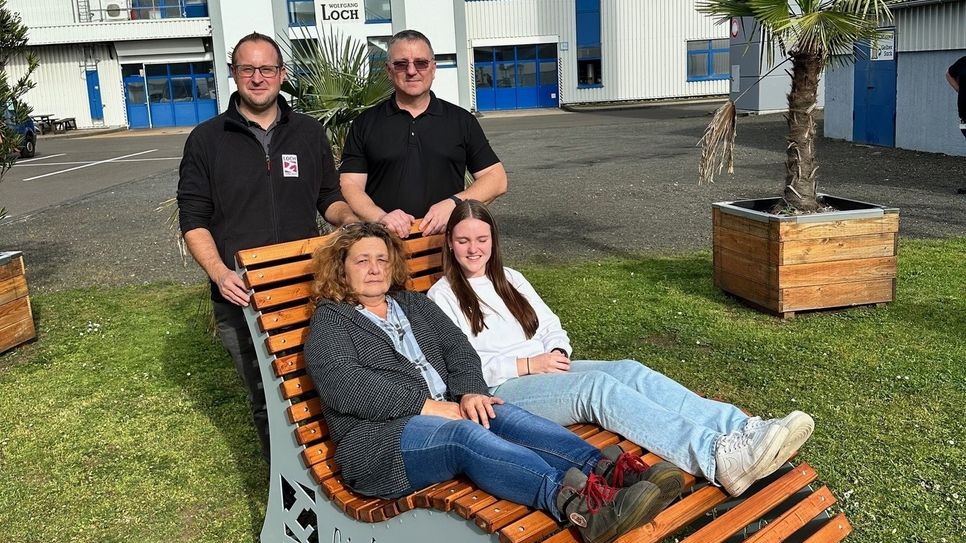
[495,62,515,87]
[196,76,217,100]
[518,62,536,87]
[365,0,391,21]
[435,54,457,68]
[169,63,191,76]
[289,0,315,26]
[712,52,729,76]
[474,48,493,63]
[539,61,557,86]
[494,46,515,62]
[368,36,390,70]
[577,45,600,60]
[687,40,709,52]
[122,64,141,78]
[191,62,213,75]
[148,79,170,102]
[688,53,709,77]
[712,38,730,50]
[538,44,556,59]
[475,65,494,88]
[126,81,146,103]
[517,46,536,60]
[577,59,601,85]
[171,77,194,101]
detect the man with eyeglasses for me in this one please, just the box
[178,32,356,463]
[340,29,508,238]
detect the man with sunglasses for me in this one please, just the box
[340,29,508,238]
[178,32,356,463]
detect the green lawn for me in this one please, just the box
[1,238,963,542]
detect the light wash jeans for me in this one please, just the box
[399,403,601,520]
[491,360,749,481]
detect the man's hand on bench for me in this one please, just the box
[217,268,251,306]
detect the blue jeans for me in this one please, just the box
[492,360,749,481]
[399,403,601,520]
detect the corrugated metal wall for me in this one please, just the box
[896,50,965,156]
[8,0,77,27]
[465,0,727,104]
[895,1,966,52]
[6,44,126,128]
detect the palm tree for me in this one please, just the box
[281,31,393,162]
[698,0,893,213]
[1,0,39,220]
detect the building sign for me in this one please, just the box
[318,1,362,24]
[871,30,895,61]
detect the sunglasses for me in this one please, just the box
[389,59,434,73]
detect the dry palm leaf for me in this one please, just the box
[698,100,737,185]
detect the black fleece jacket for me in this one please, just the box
[177,92,343,302]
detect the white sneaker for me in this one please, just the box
[714,422,787,496]
[744,411,815,474]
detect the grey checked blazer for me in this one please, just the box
[304,290,490,498]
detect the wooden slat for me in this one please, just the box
[640,453,698,489]
[714,267,779,310]
[713,208,773,239]
[616,440,643,457]
[431,480,476,511]
[295,419,328,445]
[244,258,314,288]
[743,486,836,543]
[0,256,26,282]
[0,312,36,353]
[0,296,33,331]
[302,439,336,466]
[259,302,314,332]
[346,495,389,521]
[499,511,559,543]
[266,326,309,354]
[474,500,530,533]
[714,226,776,265]
[273,353,305,377]
[408,252,443,274]
[236,235,332,268]
[615,485,729,543]
[802,513,852,543]
[568,424,600,440]
[381,501,401,521]
[777,257,896,289]
[780,278,894,313]
[682,463,818,543]
[778,214,899,241]
[287,398,322,423]
[320,476,346,499]
[333,488,366,517]
[398,482,449,512]
[540,526,582,543]
[454,490,499,519]
[281,374,315,400]
[251,280,313,311]
[309,458,341,484]
[357,499,391,523]
[586,430,621,449]
[404,233,445,254]
[416,480,464,509]
[407,272,443,293]
[0,273,28,306]
[715,246,778,289]
[780,232,896,265]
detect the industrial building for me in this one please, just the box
[824,0,966,157]
[7,0,729,129]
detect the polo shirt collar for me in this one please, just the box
[385,91,443,117]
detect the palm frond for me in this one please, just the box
[698,101,737,185]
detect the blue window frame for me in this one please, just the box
[129,0,208,19]
[365,0,391,23]
[687,39,729,81]
[576,0,602,87]
[287,0,315,26]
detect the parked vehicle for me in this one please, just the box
[2,106,36,158]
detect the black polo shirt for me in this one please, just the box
[340,92,500,218]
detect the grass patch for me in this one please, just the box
[1,238,963,542]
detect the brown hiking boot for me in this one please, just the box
[595,445,685,508]
[555,468,664,543]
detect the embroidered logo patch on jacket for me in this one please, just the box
[282,154,299,178]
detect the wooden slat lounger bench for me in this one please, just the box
[237,225,852,543]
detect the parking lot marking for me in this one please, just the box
[22,149,158,181]
[14,153,66,163]
[14,157,181,168]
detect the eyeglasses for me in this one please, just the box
[233,64,282,78]
[389,59,434,73]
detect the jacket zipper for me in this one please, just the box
[266,146,280,243]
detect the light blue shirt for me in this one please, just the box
[357,296,448,401]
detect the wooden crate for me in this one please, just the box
[713,196,899,318]
[0,251,37,353]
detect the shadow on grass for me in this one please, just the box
[158,288,268,541]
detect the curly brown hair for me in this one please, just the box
[310,223,410,306]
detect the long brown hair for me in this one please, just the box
[310,222,410,306]
[442,200,538,337]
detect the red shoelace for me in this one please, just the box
[611,453,651,488]
[581,473,619,514]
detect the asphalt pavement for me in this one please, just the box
[1,102,964,295]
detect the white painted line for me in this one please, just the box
[14,153,66,163]
[14,157,182,168]
[22,149,158,181]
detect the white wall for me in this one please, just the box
[7,44,126,128]
[7,0,76,27]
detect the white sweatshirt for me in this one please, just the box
[427,267,573,388]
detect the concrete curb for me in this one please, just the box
[39,127,128,140]
[561,95,728,112]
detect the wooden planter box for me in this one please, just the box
[0,251,37,353]
[712,195,899,318]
